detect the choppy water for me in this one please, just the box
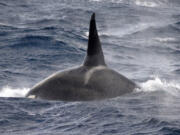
[0,0,180,134]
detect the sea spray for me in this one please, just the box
[0,86,29,97]
[136,76,180,96]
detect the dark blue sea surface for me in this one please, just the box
[0,0,180,134]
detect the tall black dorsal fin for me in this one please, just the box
[83,13,106,66]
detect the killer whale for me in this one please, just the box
[26,13,136,101]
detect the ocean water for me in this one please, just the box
[0,0,180,134]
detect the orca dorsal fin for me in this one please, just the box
[83,13,106,67]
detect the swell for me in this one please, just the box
[126,22,180,39]
[7,35,81,52]
[131,117,180,134]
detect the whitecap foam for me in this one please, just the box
[89,0,123,3]
[136,77,180,96]
[103,22,159,38]
[84,31,110,38]
[154,37,176,43]
[84,23,149,38]
[135,0,158,7]
[90,0,102,1]
[0,86,30,97]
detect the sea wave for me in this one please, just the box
[0,86,29,97]
[1,77,179,98]
[154,37,177,43]
[0,0,180,134]
[136,76,180,96]
[135,0,159,7]
[89,0,177,8]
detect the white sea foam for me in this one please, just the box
[84,23,149,38]
[154,37,176,42]
[135,0,158,7]
[89,0,123,3]
[90,0,102,1]
[84,31,110,38]
[136,77,180,96]
[135,0,169,8]
[0,86,30,97]
[89,0,167,7]
[101,22,159,38]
